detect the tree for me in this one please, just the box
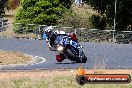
[6,0,20,10]
[15,0,72,26]
[0,0,8,15]
[83,0,132,31]
[57,9,93,29]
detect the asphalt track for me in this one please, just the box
[0,38,132,70]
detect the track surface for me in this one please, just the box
[0,38,132,70]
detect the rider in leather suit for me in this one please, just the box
[42,26,81,53]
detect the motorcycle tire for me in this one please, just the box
[81,55,87,63]
[56,53,66,62]
[76,55,87,63]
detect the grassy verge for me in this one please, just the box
[0,50,32,65]
[0,70,131,88]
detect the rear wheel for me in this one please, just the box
[76,56,87,63]
[67,49,87,63]
[81,55,87,63]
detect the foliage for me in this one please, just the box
[0,74,131,88]
[0,0,8,15]
[15,0,72,27]
[6,0,20,10]
[83,0,132,31]
[57,9,93,29]
[90,14,107,30]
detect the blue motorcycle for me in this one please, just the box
[54,35,87,63]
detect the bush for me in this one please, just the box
[90,14,107,30]
[57,9,93,29]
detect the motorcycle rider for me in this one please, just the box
[42,26,67,62]
[42,26,57,49]
[42,26,82,56]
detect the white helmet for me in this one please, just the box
[45,26,53,36]
[45,26,53,32]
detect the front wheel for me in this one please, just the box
[56,54,66,62]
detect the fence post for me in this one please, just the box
[1,18,3,38]
[74,28,77,35]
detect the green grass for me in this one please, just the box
[0,75,131,88]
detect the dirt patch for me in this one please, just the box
[0,50,32,65]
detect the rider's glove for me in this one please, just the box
[48,45,52,48]
[46,39,49,43]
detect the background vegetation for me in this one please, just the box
[1,0,132,33]
[6,0,20,10]
[0,0,8,16]
[15,0,72,25]
[83,0,132,31]
[0,74,131,88]
[57,6,94,29]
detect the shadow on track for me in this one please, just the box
[56,61,76,64]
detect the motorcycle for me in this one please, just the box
[54,35,87,63]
